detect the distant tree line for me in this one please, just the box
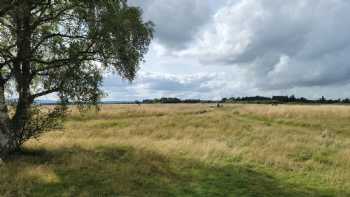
[139,95,350,105]
[142,98,205,104]
[221,95,350,104]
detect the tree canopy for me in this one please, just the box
[0,0,153,157]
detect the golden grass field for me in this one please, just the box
[1,104,350,196]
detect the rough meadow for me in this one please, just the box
[1,104,349,196]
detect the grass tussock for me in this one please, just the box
[1,104,350,196]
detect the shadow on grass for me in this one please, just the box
[1,146,341,197]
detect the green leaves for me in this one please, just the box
[0,0,153,150]
[19,0,154,103]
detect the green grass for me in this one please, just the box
[1,104,350,196]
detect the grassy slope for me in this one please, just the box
[1,104,350,196]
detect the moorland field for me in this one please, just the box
[1,104,350,196]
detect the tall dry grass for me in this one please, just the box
[1,104,350,196]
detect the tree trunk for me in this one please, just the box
[7,0,34,150]
[0,129,10,159]
[0,2,38,159]
[0,81,12,159]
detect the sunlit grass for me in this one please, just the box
[1,104,349,196]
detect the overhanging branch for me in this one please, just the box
[31,88,59,99]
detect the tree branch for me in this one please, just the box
[0,0,18,17]
[33,33,87,52]
[31,88,59,99]
[31,5,75,29]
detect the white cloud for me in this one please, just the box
[103,68,254,100]
[101,0,350,101]
[129,0,214,49]
[186,0,350,90]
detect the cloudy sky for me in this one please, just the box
[102,0,350,101]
